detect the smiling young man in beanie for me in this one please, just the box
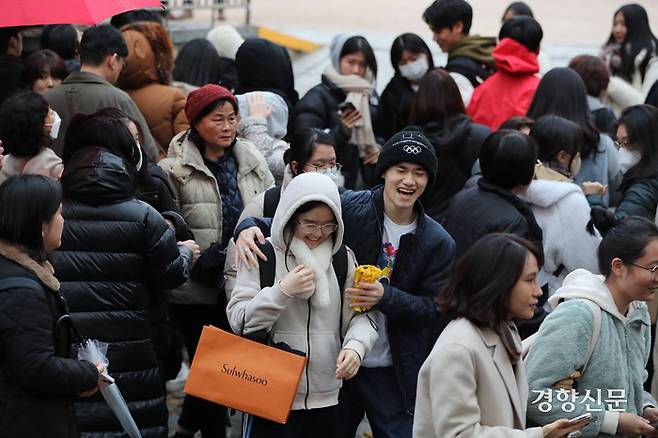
[232,126,455,438]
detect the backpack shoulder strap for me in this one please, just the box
[332,244,348,292]
[580,299,602,373]
[256,240,277,288]
[263,186,282,218]
[0,277,43,292]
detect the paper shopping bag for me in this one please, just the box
[184,325,307,424]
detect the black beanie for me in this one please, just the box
[375,126,438,185]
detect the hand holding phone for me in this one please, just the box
[568,413,592,425]
[339,101,356,113]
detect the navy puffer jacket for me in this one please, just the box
[50,147,191,438]
[235,186,456,412]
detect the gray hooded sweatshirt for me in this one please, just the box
[227,172,378,410]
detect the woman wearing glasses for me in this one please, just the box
[525,217,658,437]
[227,172,377,438]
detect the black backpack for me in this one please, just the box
[262,186,282,218]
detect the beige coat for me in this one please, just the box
[159,130,274,304]
[413,318,544,438]
[0,147,63,184]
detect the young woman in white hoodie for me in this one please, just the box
[227,172,378,438]
[525,116,602,296]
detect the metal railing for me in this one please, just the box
[159,0,252,25]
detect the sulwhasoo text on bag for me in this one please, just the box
[221,364,269,386]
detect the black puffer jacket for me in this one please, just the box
[50,147,192,438]
[379,74,416,140]
[293,75,384,188]
[442,179,543,257]
[0,242,98,438]
[235,186,456,412]
[420,115,491,220]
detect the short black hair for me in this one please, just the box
[423,0,473,34]
[0,175,63,261]
[286,128,337,174]
[40,24,79,60]
[390,33,435,74]
[0,27,22,54]
[0,91,50,158]
[110,9,163,29]
[340,36,378,78]
[597,217,658,277]
[19,49,68,89]
[438,233,543,330]
[80,25,128,67]
[530,115,583,163]
[62,109,139,167]
[499,15,543,52]
[480,129,538,190]
[502,2,534,21]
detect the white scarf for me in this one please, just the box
[288,236,334,308]
[323,64,378,158]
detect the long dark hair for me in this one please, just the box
[173,39,225,87]
[0,175,63,262]
[618,104,658,192]
[527,67,600,159]
[607,4,658,82]
[390,33,434,75]
[408,68,465,125]
[438,233,543,330]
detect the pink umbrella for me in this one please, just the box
[2,0,162,27]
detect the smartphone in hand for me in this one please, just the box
[339,102,356,113]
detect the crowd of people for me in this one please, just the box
[1,0,658,437]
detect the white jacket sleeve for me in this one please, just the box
[226,260,291,335]
[606,76,643,112]
[557,192,602,274]
[340,248,378,361]
[415,343,543,438]
[449,72,474,107]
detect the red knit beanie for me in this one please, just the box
[185,84,239,124]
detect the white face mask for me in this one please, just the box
[399,56,429,82]
[618,147,641,174]
[49,111,61,139]
[135,142,143,171]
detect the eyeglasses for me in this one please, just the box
[296,220,338,234]
[304,163,343,174]
[614,137,630,149]
[631,263,658,278]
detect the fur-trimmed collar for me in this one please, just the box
[0,240,60,290]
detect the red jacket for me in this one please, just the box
[467,38,540,130]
